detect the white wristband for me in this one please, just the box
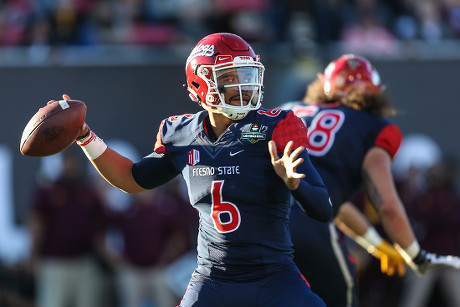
[395,240,421,265]
[403,241,420,260]
[76,129,107,160]
[355,227,383,250]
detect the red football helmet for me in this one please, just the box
[185,33,264,120]
[322,54,383,99]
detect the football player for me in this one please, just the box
[56,33,333,306]
[279,54,460,307]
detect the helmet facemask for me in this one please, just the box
[185,33,265,120]
[199,58,264,120]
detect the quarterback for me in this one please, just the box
[56,33,333,306]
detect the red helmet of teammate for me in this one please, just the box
[322,54,383,99]
[185,33,264,120]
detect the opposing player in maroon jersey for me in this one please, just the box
[280,54,460,307]
[52,33,333,306]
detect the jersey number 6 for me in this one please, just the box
[211,180,241,233]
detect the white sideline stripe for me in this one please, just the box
[329,222,354,307]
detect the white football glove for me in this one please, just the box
[400,248,460,276]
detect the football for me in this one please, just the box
[20,100,87,157]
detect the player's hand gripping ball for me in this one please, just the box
[20,98,86,157]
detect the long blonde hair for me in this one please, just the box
[303,76,396,117]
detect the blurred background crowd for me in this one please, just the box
[2,143,201,307]
[1,0,460,307]
[1,0,460,58]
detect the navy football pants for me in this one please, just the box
[178,263,326,307]
[290,205,358,307]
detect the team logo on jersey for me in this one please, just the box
[241,123,266,143]
[188,149,200,165]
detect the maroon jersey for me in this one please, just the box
[31,178,107,258]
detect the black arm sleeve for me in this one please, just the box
[290,151,333,222]
[131,153,181,189]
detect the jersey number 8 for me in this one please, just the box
[306,110,345,156]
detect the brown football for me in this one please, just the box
[20,100,87,157]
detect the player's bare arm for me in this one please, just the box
[63,97,146,193]
[75,130,146,194]
[335,202,370,236]
[90,147,146,193]
[362,146,416,249]
[335,202,406,276]
[363,143,460,275]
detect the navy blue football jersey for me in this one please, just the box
[279,101,402,216]
[132,108,331,282]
